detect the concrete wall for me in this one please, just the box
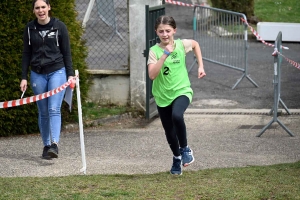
[87,0,162,108]
[129,0,162,110]
[87,69,130,105]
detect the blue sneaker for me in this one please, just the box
[170,157,182,175]
[180,146,194,167]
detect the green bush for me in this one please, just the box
[0,0,89,136]
[211,0,255,19]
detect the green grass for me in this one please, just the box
[82,102,135,121]
[207,0,300,23]
[204,0,299,36]
[254,0,300,23]
[0,162,300,199]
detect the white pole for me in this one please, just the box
[82,0,96,28]
[75,70,87,174]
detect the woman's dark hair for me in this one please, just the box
[154,15,176,30]
[32,0,50,9]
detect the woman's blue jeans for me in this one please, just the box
[30,68,67,146]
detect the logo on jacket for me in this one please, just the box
[48,32,56,38]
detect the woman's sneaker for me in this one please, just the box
[170,157,182,175]
[42,146,51,159]
[47,143,59,158]
[180,146,194,167]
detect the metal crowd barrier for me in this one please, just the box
[191,5,259,89]
[257,31,294,137]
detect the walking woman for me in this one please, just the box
[20,0,76,159]
[147,16,206,175]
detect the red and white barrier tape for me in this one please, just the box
[0,79,72,109]
[165,0,195,7]
[240,18,289,50]
[273,49,300,70]
[165,0,205,7]
[240,18,300,70]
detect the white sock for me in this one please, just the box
[174,155,182,160]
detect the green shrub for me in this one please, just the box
[0,0,89,136]
[211,0,255,19]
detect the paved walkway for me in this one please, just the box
[0,109,299,177]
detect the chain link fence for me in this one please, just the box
[75,0,129,70]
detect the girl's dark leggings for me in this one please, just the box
[157,95,190,157]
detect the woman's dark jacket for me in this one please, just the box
[21,18,74,80]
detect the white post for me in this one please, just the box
[75,70,87,174]
[82,0,96,28]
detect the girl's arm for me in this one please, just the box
[191,40,206,79]
[148,44,173,80]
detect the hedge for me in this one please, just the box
[0,0,89,136]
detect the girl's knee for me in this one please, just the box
[172,113,183,123]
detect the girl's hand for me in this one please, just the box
[165,44,174,54]
[198,67,206,79]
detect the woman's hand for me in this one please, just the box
[68,76,76,89]
[20,80,28,92]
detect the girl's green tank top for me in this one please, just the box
[150,39,193,107]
